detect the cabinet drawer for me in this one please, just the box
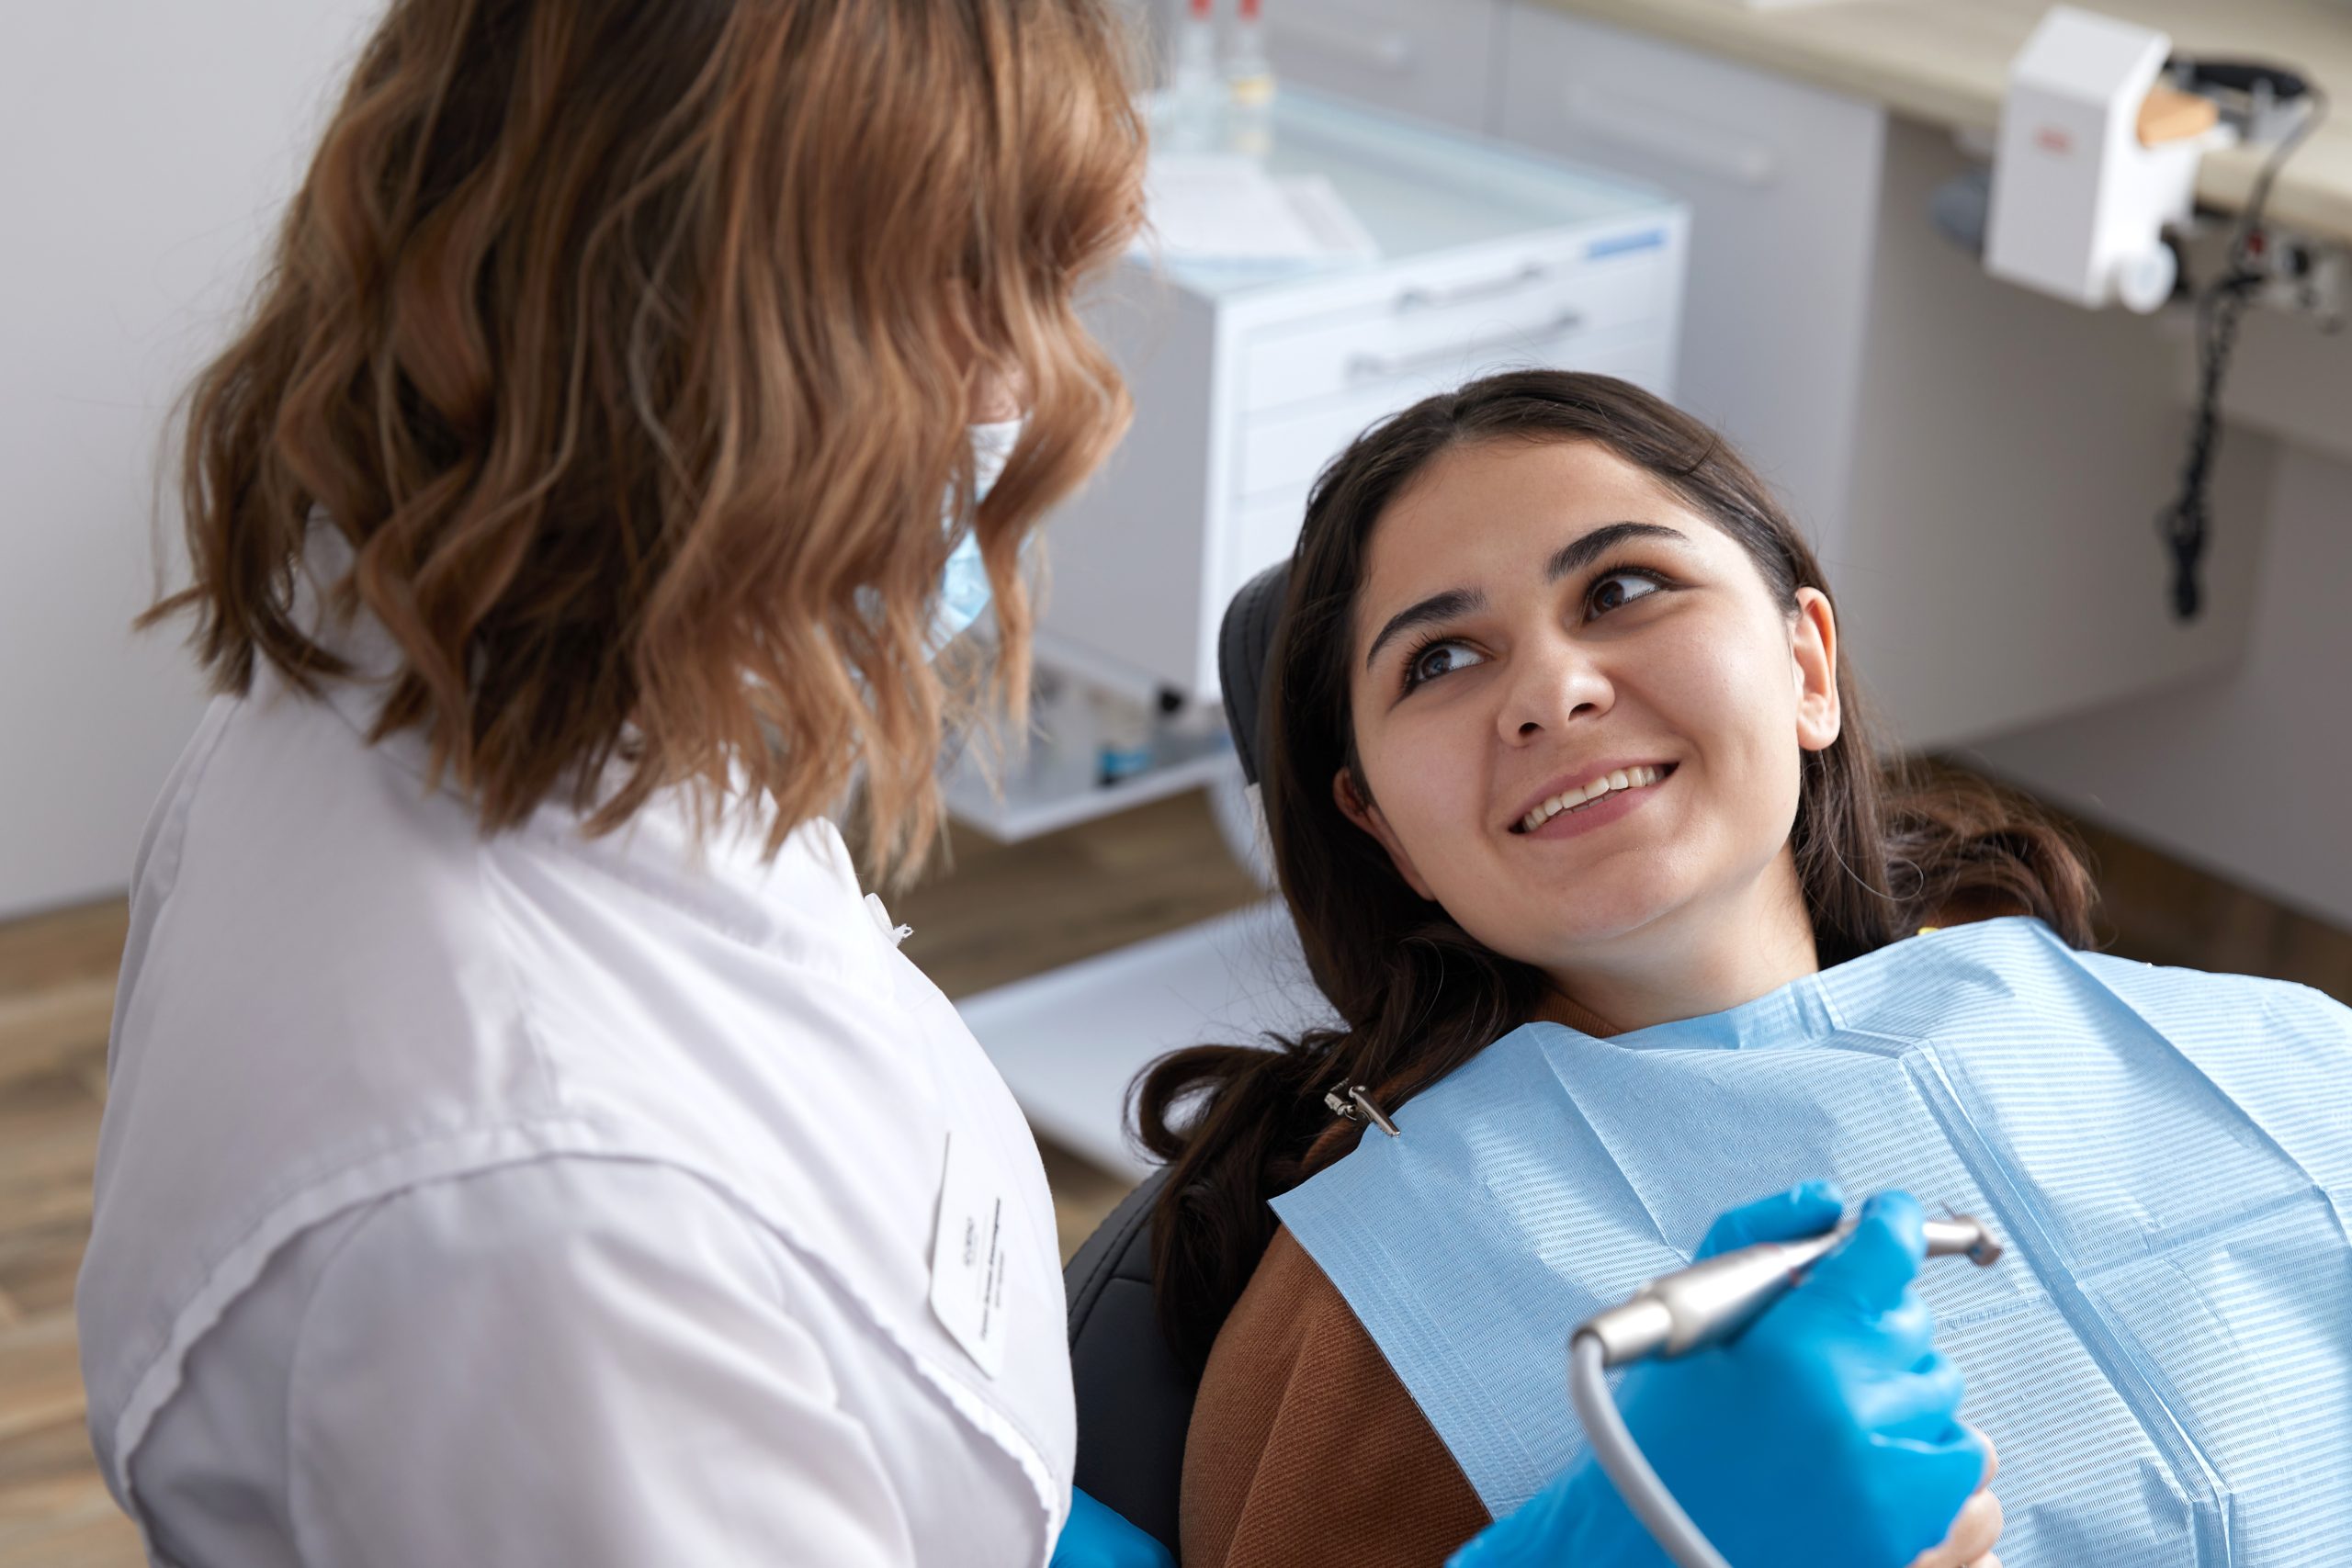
[1264,0,1507,135]
[1236,328,1669,502]
[1239,253,1667,417]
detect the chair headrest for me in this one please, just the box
[1216,559,1291,788]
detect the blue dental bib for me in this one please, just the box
[1271,918,2352,1566]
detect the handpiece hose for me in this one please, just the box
[1566,1216,2002,1568]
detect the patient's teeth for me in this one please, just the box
[1521,764,1678,831]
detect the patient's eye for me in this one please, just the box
[1589,568,1667,615]
[1404,638,1486,691]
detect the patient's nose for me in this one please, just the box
[1500,639,1611,743]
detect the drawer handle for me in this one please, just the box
[1345,310,1587,383]
[1396,261,1553,313]
[1269,17,1414,75]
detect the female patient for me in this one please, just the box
[1139,370,2095,1567]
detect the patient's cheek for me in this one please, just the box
[1366,757,1476,889]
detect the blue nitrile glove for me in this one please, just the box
[1048,1487,1176,1568]
[1450,1183,1987,1568]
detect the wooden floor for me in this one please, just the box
[0,900,134,1567]
[2,779,2345,1563]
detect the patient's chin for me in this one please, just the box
[1453,894,1674,974]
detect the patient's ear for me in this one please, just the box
[1333,768,1434,899]
[1791,587,1842,754]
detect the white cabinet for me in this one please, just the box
[1235,249,1667,414]
[1495,7,1885,559]
[1039,90,1687,700]
[1263,0,1510,134]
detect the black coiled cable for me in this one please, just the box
[2156,77,2329,620]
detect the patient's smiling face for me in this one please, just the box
[1339,437,1843,1019]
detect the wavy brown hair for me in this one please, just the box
[1138,371,2099,1367]
[153,0,1145,875]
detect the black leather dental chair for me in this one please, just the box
[1059,558,1292,1560]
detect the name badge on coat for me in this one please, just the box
[929,1132,1010,1377]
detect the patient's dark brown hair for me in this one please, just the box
[1136,370,2098,1368]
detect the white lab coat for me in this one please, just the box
[76,553,1077,1566]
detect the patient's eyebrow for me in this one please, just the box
[1544,521,1691,582]
[1363,524,1696,673]
[1364,587,1486,671]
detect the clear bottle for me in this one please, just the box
[1089,686,1154,788]
[1222,0,1276,159]
[1163,0,1222,153]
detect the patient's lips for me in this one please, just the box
[1513,761,1676,838]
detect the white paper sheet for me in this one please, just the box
[1134,153,1380,265]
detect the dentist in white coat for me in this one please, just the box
[77,0,1162,1562]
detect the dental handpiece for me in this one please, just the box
[1575,1214,2002,1369]
[1565,1214,2005,1568]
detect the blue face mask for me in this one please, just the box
[933,418,1023,655]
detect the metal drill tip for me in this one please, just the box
[1924,1213,2006,1269]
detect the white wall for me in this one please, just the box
[0,2,379,919]
[1965,439,2352,931]
[1827,118,2273,753]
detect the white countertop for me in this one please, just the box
[1536,0,2352,240]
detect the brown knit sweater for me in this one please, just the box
[1180,994,1623,1568]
